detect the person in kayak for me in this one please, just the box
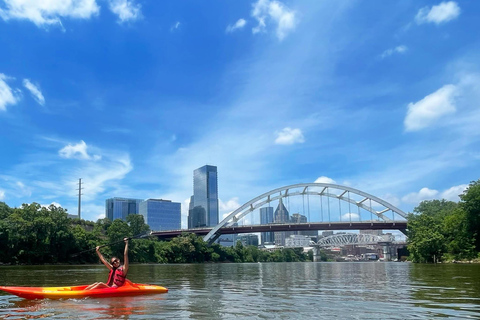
[86,237,129,290]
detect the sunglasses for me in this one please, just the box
[111,259,120,264]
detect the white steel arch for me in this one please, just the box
[204,183,407,242]
[316,233,395,247]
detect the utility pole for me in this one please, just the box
[77,178,83,219]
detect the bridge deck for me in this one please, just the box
[151,221,407,239]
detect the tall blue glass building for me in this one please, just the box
[189,165,219,227]
[139,199,181,231]
[105,197,142,221]
[260,207,275,244]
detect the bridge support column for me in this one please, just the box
[379,242,391,261]
[312,246,322,262]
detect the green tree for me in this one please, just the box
[407,213,445,263]
[459,179,480,252]
[126,214,150,236]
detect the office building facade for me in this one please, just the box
[139,199,181,231]
[105,197,142,221]
[260,206,275,244]
[188,165,219,228]
[274,198,291,246]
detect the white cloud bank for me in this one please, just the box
[0,189,5,201]
[404,84,458,131]
[0,0,100,27]
[251,0,297,40]
[59,140,101,160]
[402,184,467,204]
[226,18,247,33]
[23,79,45,106]
[0,73,20,111]
[0,0,142,27]
[381,45,407,59]
[415,1,460,25]
[108,0,141,23]
[274,127,305,145]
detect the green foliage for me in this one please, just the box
[460,180,480,251]
[0,202,314,265]
[407,186,480,263]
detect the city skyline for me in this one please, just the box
[1,1,479,234]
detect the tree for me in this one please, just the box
[126,214,150,236]
[459,179,480,252]
[407,213,445,263]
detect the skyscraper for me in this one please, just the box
[188,165,219,227]
[139,199,181,231]
[274,198,291,246]
[105,197,143,221]
[260,206,274,244]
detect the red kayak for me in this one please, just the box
[0,280,168,300]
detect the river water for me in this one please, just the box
[0,262,479,319]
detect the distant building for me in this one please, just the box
[260,206,274,244]
[139,199,181,231]
[360,229,382,236]
[322,230,334,237]
[105,197,142,221]
[238,234,259,246]
[285,235,311,248]
[290,213,318,238]
[274,198,291,246]
[188,165,219,227]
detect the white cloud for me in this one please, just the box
[314,176,336,184]
[170,21,180,31]
[59,140,101,160]
[415,1,460,25]
[342,212,359,221]
[226,18,247,33]
[402,184,468,204]
[0,0,100,27]
[0,73,20,111]
[381,45,408,59]
[23,79,45,106]
[440,184,467,201]
[108,0,141,23]
[274,127,305,145]
[404,84,458,131]
[402,187,439,204]
[0,189,5,201]
[219,197,241,214]
[251,0,297,40]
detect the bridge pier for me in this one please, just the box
[312,246,322,262]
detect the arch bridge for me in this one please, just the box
[203,183,408,243]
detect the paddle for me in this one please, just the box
[70,232,152,258]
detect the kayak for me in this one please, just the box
[0,280,168,300]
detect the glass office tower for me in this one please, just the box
[190,165,219,227]
[260,207,275,244]
[139,199,181,231]
[274,198,291,246]
[105,197,143,221]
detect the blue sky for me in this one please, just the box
[1,0,479,229]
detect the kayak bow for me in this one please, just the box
[0,281,168,300]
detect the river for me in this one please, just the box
[0,262,479,319]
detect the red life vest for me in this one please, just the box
[107,266,126,287]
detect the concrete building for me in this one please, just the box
[285,235,311,248]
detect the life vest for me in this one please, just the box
[107,266,126,287]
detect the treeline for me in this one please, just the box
[0,202,310,264]
[407,179,480,263]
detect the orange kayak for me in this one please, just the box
[0,281,168,300]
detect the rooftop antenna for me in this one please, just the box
[77,178,83,219]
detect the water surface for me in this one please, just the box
[0,262,479,319]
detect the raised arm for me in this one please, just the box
[123,238,129,275]
[96,246,113,270]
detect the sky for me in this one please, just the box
[1,0,479,231]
